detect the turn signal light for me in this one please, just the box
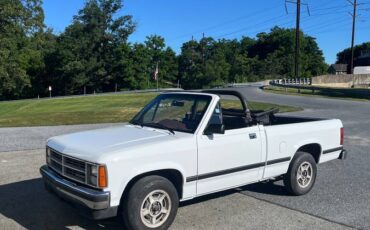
[98,165,108,188]
[340,127,344,145]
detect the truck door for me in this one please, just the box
[196,103,264,195]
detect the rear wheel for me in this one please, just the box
[284,152,317,195]
[121,175,179,230]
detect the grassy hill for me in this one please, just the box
[0,93,301,127]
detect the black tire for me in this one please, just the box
[284,151,317,196]
[121,175,179,230]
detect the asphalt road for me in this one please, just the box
[0,86,369,229]
[0,123,119,152]
[0,150,353,230]
[236,86,370,230]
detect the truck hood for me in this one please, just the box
[47,124,171,162]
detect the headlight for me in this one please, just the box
[87,164,98,187]
[87,164,107,188]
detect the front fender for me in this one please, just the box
[109,161,187,207]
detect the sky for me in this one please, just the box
[43,0,370,64]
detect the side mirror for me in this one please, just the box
[204,123,225,135]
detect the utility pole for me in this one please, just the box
[285,0,309,79]
[349,0,358,74]
[295,0,301,79]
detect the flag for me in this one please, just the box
[153,62,159,80]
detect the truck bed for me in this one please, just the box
[270,115,323,126]
[222,109,324,128]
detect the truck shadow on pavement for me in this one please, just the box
[241,180,289,196]
[180,181,289,208]
[0,178,122,230]
[0,178,288,229]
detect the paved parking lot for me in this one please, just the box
[0,149,352,230]
[0,85,369,229]
[236,86,370,230]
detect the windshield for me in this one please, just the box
[130,93,212,133]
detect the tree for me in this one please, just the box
[25,29,57,98]
[0,0,45,99]
[50,0,135,95]
[250,27,327,78]
[178,27,327,89]
[145,35,178,87]
[0,1,329,99]
[113,36,178,90]
[178,40,202,89]
[336,42,370,65]
[125,43,151,89]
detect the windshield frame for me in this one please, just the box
[130,93,213,134]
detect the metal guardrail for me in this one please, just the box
[268,81,370,99]
[270,78,312,85]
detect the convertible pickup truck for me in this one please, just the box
[40,90,346,230]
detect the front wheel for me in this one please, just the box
[121,175,179,230]
[284,152,317,195]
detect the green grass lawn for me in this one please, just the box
[0,93,301,127]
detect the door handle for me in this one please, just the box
[249,133,257,139]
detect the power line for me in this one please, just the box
[218,18,295,40]
[309,4,350,12]
[300,4,365,34]
[306,20,352,35]
[213,14,291,39]
[303,17,349,32]
[168,1,369,54]
[170,2,360,44]
[309,9,352,17]
[167,4,281,42]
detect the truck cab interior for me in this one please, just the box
[203,90,321,130]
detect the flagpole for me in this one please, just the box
[156,62,159,91]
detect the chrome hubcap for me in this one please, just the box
[140,190,171,228]
[297,161,313,188]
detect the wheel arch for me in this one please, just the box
[295,143,322,163]
[120,168,185,205]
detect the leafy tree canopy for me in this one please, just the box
[179,27,328,89]
[0,1,329,99]
[336,42,370,64]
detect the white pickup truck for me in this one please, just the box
[40,90,346,230]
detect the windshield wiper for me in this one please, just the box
[143,122,175,135]
[130,120,143,128]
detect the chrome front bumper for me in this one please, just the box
[40,165,117,219]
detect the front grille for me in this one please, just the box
[47,148,87,185]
